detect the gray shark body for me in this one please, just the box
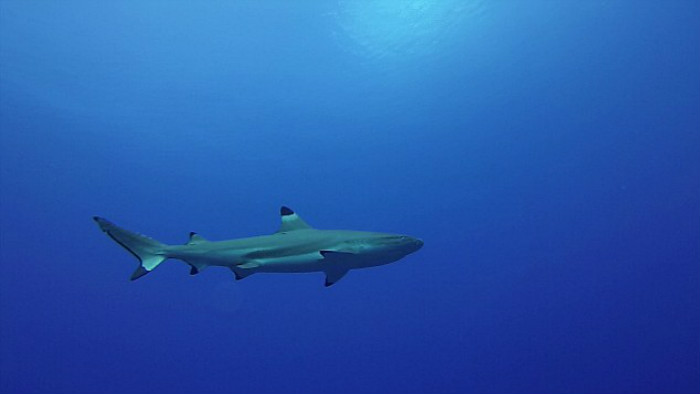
[94,206,423,286]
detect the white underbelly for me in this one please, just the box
[255,252,325,273]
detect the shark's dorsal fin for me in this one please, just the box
[187,232,208,245]
[277,206,312,233]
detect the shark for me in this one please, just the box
[93,206,423,286]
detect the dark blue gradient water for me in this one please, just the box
[1,2,699,393]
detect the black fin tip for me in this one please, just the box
[130,266,150,281]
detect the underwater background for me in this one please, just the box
[1,1,699,393]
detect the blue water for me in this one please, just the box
[1,1,699,393]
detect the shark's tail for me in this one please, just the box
[93,217,168,280]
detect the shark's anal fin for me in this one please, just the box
[184,259,209,276]
[183,233,209,275]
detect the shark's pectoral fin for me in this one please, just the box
[131,266,150,280]
[320,251,353,287]
[324,268,349,287]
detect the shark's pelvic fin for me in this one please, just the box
[237,261,260,269]
[93,217,168,280]
[230,264,257,280]
[277,206,312,233]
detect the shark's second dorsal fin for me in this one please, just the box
[277,206,312,233]
[187,232,208,245]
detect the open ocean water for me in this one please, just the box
[1,1,699,393]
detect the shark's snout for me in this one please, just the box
[406,237,423,253]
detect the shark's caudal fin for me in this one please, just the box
[93,217,168,280]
